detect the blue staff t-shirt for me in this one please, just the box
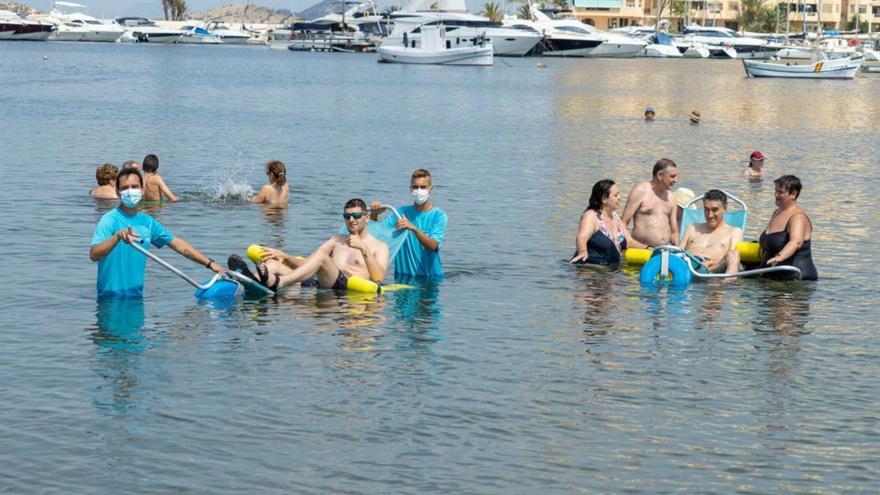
[91,208,174,297]
[382,204,447,278]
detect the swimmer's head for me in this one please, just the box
[749,150,765,169]
[142,154,159,173]
[122,160,141,171]
[774,175,802,200]
[644,105,655,120]
[266,160,287,186]
[96,163,118,186]
[689,110,700,124]
[652,158,678,188]
[587,179,618,212]
[343,198,369,234]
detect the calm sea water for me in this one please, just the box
[2,42,879,493]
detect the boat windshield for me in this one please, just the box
[556,25,590,34]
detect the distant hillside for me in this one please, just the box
[296,0,340,21]
[187,3,300,24]
[0,1,40,15]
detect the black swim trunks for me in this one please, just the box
[332,271,349,291]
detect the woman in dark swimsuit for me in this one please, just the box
[759,175,818,281]
[570,179,644,265]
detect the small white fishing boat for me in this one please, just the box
[743,51,862,79]
[641,32,682,58]
[377,24,492,66]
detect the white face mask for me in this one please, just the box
[120,188,142,208]
[411,188,430,206]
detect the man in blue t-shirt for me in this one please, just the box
[371,168,448,279]
[90,168,224,297]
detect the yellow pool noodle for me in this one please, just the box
[347,275,381,294]
[624,242,762,266]
[246,244,265,264]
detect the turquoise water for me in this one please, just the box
[2,42,879,493]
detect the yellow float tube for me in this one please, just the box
[246,244,388,294]
[624,241,762,266]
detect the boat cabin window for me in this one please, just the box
[557,25,590,34]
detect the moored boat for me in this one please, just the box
[378,24,492,65]
[743,52,862,79]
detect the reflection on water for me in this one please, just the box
[753,283,815,335]
[89,297,148,415]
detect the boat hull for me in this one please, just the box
[0,22,54,40]
[743,57,862,79]
[642,44,681,58]
[53,29,123,42]
[378,45,493,66]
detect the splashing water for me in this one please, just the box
[197,157,257,202]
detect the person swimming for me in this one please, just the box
[759,175,817,281]
[90,163,118,199]
[251,160,289,206]
[744,151,766,180]
[571,179,643,265]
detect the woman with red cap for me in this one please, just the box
[744,151,765,180]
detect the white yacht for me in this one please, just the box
[502,12,602,57]
[564,17,647,57]
[378,24,493,65]
[175,24,223,44]
[205,20,251,44]
[0,9,55,40]
[681,25,778,59]
[116,17,182,43]
[46,2,124,42]
[384,0,541,57]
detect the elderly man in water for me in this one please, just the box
[621,158,680,247]
[678,189,743,274]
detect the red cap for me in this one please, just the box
[750,151,765,161]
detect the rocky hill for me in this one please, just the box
[187,3,300,24]
[0,1,40,15]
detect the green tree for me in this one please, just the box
[481,1,503,22]
[736,0,764,31]
[161,0,188,21]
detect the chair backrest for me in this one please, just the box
[679,190,749,240]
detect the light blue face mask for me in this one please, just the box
[120,188,142,208]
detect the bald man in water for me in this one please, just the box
[621,158,680,247]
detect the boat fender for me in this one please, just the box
[639,253,692,287]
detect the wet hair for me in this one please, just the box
[587,179,615,212]
[142,154,159,173]
[703,189,728,207]
[116,167,144,189]
[774,175,802,199]
[411,168,432,184]
[96,163,118,186]
[344,198,367,211]
[652,158,677,178]
[266,160,287,186]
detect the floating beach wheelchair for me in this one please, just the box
[625,190,802,287]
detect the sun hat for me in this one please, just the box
[689,110,701,123]
[750,150,765,161]
[645,105,655,114]
[674,187,696,208]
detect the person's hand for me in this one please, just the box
[395,215,414,231]
[260,247,286,263]
[347,233,366,253]
[765,255,782,266]
[116,227,140,245]
[209,262,226,274]
[569,252,588,264]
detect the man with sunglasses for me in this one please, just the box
[370,168,447,279]
[231,198,389,291]
[90,168,224,297]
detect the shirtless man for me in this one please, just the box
[142,154,177,202]
[678,189,743,274]
[621,158,679,247]
[230,198,389,291]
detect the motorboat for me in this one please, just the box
[205,20,251,44]
[46,2,124,42]
[378,23,493,65]
[512,6,645,58]
[642,31,682,58]
[0,9,55,40]
[384,0,541,57]
[116,17,182,43]
[285,21,374,52]
[501,9,603,57]
[682,24,777,59]
[743,51,862,79]
[175,24,223,44]
[680,41,711,58]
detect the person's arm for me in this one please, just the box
[369,200,386,221]
[168,237,224,273]
[620,186,642,228]
[668,200,679,244]
[621,221,646,249]
[677,225,693,249]
[250,185,269,204]
[396,215,441,251]
[90,227,140,262]
[725,228,744,275]
[347,234,387,282]
[766,214,809,265]
[570,211,597,263]
[157,177,178,202]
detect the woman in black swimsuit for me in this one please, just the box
[759,175,818,281]
[570,179,644,265]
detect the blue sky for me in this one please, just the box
[32,1,487,18]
